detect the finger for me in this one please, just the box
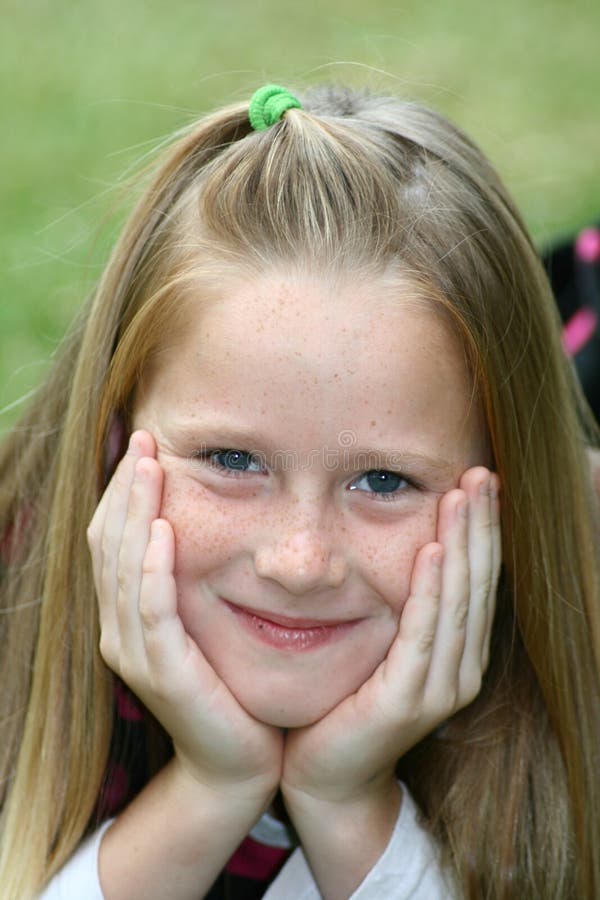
[115,456,164,672]
[482,473,502,667]
[87,430,154,583]
[139,519,187,680]
[381,542,444,710]
[460,470,492,653]
[88,430,155,542]
[424,489,469,708]
[458,468,493,699]
[92,431,155,663]
[138,519,218,709]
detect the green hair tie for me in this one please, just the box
[248,84,302,131]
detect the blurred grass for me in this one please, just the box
[1,0,600,424]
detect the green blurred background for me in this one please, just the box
[2,0,599,425]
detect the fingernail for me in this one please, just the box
[479,478,490,496]
[458,499,468,518]
[150,520,162,541]
[431,550,444,567]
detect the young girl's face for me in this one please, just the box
[133,268,488,727]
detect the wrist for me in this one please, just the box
[170,753,278,816]
[281,759,399,806]
[281,779,402,900]
[282,772,401,825]
[98,758,276,899]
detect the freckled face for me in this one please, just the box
[133,270,488,727]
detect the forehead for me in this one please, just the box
[176,268,466,382]
[139,268,481,461]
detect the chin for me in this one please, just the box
[236,691,339,729]
[260,707,327,729]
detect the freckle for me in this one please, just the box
[370,420,377,427]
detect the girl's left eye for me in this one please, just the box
[349,469,412,501]
[196,448,266,477]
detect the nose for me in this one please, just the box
[254,526,347,594]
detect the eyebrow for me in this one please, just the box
[169,420,454,472]
[348,447,453,471]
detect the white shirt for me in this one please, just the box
[39,784,454,899]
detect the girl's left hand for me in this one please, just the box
[279,467,500,893]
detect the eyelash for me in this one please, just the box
[348,470,412,502]
[192,447,418,502]
[198,448,267,477]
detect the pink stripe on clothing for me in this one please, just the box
[226,836,290,880]
[562,306,598,356]
[576,228,600,264]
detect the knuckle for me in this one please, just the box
[113,463,132,493]
[417,628,436,654]
[453,600,469,629]
[479,514,492,533]
[116,558,139,595]
[116,568,133,595]
[471,570,492,603]
[432,689,458,720]
[100,530,114,561]
[479,572,492,597]
[139,596,162,630]
[141,554,161,577]
[460,671,483,705]
[446,688,459,713]
[119,661,142,695]
[98,633,118,669]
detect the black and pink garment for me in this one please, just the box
[544,224,600,420]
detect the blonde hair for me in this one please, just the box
[1,85,599,898]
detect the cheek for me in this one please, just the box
[161,466,441,621]
[159,473,246,578]
[354,500,439,615]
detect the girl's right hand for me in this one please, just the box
[87,430,283,807]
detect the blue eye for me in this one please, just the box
[202,448,265,475]
[349,469,410,501]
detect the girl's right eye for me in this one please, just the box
[194,447,266,477]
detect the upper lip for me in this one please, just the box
[222,599,362,629]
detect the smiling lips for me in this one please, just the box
[222,599,363,651]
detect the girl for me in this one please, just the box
[1,83,599,899]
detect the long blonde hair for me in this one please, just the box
[1,85,599,898]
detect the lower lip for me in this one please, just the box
[223,601,361,652]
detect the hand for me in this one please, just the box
[280,466,501,811]
[87,430,283,805]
